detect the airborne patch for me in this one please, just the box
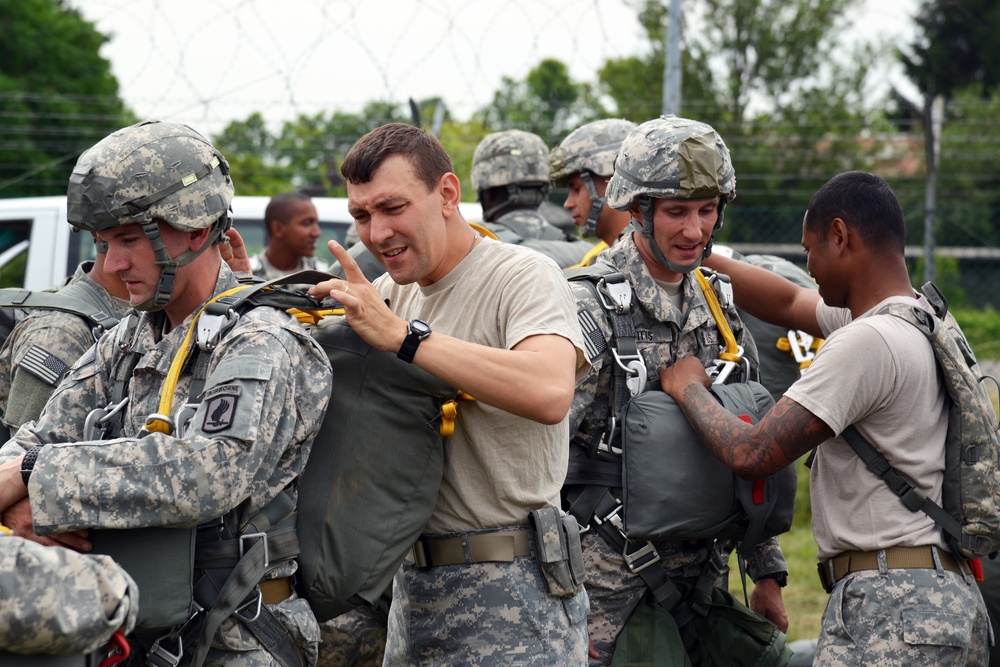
[578,310,607,362]
[201,384,242,433]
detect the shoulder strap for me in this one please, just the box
[0,287,118,336]
[842,424,965,544]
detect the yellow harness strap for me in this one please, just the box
[469,222,500,240]
[694,268,742,363]
[438,391,477,437]
[0,523,12,537]
[568,241,609,269]
[287,307,342,324]
[145,284,258,435]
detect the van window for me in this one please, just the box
[233,218,349,257]
[0,221,31,288]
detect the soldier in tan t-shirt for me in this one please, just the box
[660,171,989,666]
[312,123,590,667]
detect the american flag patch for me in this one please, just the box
[20,344,69,386]
[578,310,607,362]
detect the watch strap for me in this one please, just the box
[20,446,42,487]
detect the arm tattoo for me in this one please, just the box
[678,384,834,479]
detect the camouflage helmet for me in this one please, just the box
[606,115,735,210]
[549,118,636,238]
[68,120,233,233]
[606,116,736,273]
[470,129,550,193]
[66,120,234,311]
[549,118,637,186]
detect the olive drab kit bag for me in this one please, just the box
[843,282,1000,561]
[85,270,464,667]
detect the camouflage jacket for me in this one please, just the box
[0,263,333,538]
[0,263,129,431]
[568,233,787,580]
[0,534,137,655]
[493,209,564,241]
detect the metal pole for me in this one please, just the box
[663,0,683,115]
[923,94,943,285]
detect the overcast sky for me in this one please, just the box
[68,0,919,135]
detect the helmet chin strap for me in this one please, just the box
[631,197,727,275]
[132,216,230,312]
[579,171,605,239]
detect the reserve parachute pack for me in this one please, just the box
[843,282,1000,560]
[564,263,796,558]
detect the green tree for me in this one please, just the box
[902,0,1000,99]
[0,0,132,196]
[477,58,605,146]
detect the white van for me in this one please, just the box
[0,195,487,290]
[0,196,356,290]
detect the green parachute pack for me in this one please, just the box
[844,282,1000,560]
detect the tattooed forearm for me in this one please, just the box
[677,384,833,479]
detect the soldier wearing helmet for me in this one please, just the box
[550,118,636,246]
[0,120,333,666]
[563,116,790,664]
[470,129,565,241]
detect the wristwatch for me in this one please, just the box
[20,446,42,487]
[397,319,432,364]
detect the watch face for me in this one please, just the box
[409,320,432,337]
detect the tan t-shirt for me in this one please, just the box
[375,237,588,533]
[784,295,949,559]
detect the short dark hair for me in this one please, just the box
[264,192,312,240]
[341,123,454,192]
[805,171,906,255]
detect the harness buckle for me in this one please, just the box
[173,403,199,439]
[145,636,183,667]
[597,275,632,315]
[612,349,647,397]
[235,589,264,623]
[788,330,816,364]
[197,309,239,352]
[240,531,270,568]
[596,416,622,455]
[595,504,661,573]
[83,397,129,440]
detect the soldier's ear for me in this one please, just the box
[438,172,461,216]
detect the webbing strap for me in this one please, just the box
[842,425,965,544]
[146,285,255,434]
[568,241,609,269]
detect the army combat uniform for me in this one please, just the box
[0,262,128,431]
[0,263,333,665]
[567,234,788,664]
[0,533,138,656]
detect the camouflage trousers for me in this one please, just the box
[384,550,589,665]
[317,605,387,667]
[581,532,716,666]
[816,566,990,666]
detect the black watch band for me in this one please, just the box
[397,320,432,364]
[20,446,42,487]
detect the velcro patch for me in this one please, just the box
[20,344,69,386]
[202,388,240,433]
[578,310,607,362]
